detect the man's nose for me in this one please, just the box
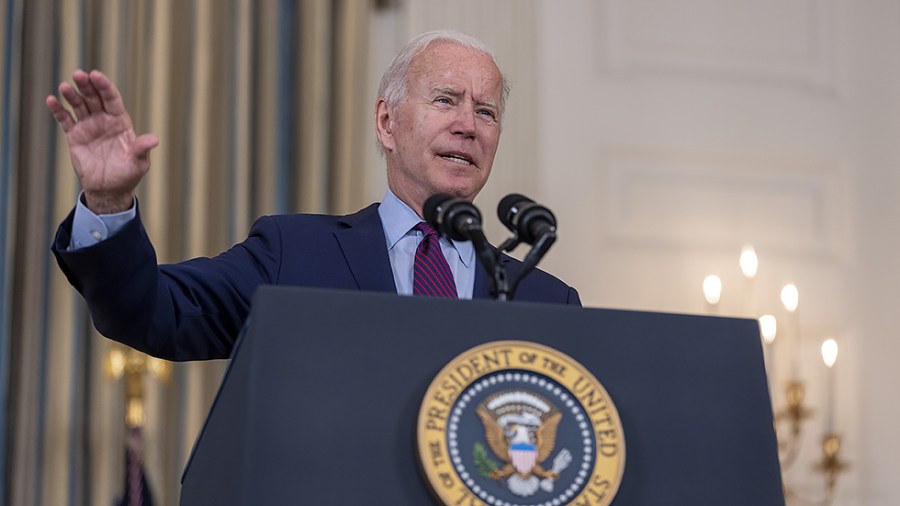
[450,103,476,138]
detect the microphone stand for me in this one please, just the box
[508,229,556,299]
[497,229,556,300]
[461,218,509,301]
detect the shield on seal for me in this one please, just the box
[509,442,537,475]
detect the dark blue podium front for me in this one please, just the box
[180,286,784,505]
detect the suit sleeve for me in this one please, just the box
[52,206,283,361]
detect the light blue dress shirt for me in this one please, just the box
[69,189,476,298]
[377,189,475,299]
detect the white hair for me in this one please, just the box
[376,30,510,153]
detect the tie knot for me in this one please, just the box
[414,222,439,238]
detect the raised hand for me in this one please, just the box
[46,69,159,214]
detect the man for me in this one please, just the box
[46,30,580,361]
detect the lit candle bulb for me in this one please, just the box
[740,245,758,279]
[758,314,777,345]
[781,283,800,378]
[703,274,722,310]
[758,314,777,378]
[821,338,838,434]
[780,284,799,312]
[739,245,758,316]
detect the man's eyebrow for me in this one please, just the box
[430,86,499,110]
[431,86,463,97]
[475,98,499,110]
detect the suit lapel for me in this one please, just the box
[334,204,398,294]
[473,265,491,299]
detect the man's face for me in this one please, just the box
[376,42,504,216]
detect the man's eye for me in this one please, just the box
[478,109,496,119]
[435,97,452,105]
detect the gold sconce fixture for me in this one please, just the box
[105,345,171,428]
[702,246,848,504]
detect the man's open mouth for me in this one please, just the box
[439,153,474,166]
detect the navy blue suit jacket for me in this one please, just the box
[52,203,580,361]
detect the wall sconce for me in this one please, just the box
[816,337,847,500]
[700,247,847,504]
[105,346,171,428]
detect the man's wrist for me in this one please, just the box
[69,192,137,250]
[83,191,135,214]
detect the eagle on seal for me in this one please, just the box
[476,391,564,497]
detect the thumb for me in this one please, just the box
[133,134,160,162]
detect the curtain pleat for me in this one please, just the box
[0,0,14,496]
[330,0,371,215]
[10,0,60,503]
[0,1,374,504]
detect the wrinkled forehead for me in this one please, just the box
[407,41,503,100]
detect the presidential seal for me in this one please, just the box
[417,341,625,506]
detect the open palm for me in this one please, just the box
[46,69,158,213]
[67,110,145,192]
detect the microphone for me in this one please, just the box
[497,194,557,245]
[425,193,509,300]
[496,194,558,299]
[423,193,483,241]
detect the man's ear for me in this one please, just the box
[374,98,396,152]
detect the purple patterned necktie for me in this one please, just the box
[413,222,458,298]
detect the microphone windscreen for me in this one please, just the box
[497,193,533,226]
[424,193,454,228]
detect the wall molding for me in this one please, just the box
[598,147,845,259]
[598,0,838,91]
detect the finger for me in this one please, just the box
[88,70,126,116]
[59,82,89,121]
[132,134,160,162]
[73,69,104,114]
[45,95,75,133]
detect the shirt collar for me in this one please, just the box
[378,189,474,267]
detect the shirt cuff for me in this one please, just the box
[69,193,137,250]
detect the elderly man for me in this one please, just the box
[46,30,580,361]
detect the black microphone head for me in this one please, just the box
[497,193,533,228]
[424,193,455,228]
[497,193,556,244]
[423,193,482,241]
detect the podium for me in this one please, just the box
[180,286,784,505]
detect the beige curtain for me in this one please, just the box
[0,0,373,504]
